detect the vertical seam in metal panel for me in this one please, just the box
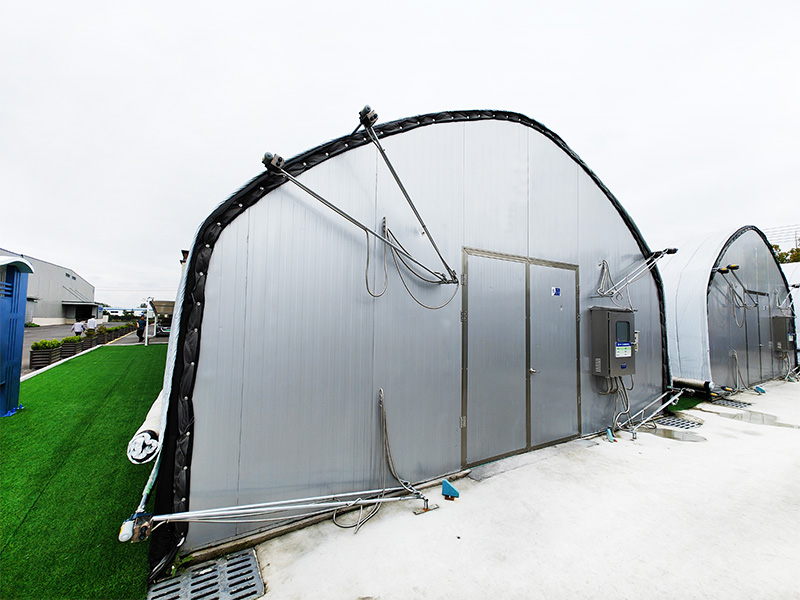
[743,304,751,385]
[525,128,531,449]
[460,125,467,469]
[574,165,580,266]
[756,296,764,380]
[370,146,379,482]
[460,249,468,468]
[574,165,583,429]
[234,211,251,523]
[526,127,531,260]
[574,266,582,435]
[525,262,531,449]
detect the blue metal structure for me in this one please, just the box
[1,257,34,416]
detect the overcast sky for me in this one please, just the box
[1,1,797,307]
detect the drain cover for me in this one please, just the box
[712,399,753,409]
[148,549,264,600]
[656,416,702,430]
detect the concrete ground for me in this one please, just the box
[253,380,800,599]
[111,325,168,346]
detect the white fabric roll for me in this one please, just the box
[127,391,164,464]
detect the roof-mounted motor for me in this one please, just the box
[262,152,285,173]
[359,105,379,128]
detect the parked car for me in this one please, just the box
[155,320,171,337]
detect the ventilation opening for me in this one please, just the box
[148,550,264,600]
[656,416,702,430]
[712,399,753,410]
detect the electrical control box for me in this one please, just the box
[590,307,636,377]
[771,315,795,353]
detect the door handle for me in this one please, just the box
[529,368,538,374]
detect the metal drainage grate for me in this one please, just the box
[656,416,702,430]
[712,399,753,409]
[148,549,264,600]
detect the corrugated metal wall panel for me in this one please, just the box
[528,131,579,264]
[188,150,381,549]
[463,121,529,256]
[189,212,251,546]
[182,117,667,552]
[372,123,464,482]
[576,171,663,433]
[707,276,739,388]
[707,229,794,386]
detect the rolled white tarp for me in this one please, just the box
[127,391,164,464]
[126,245,189,465]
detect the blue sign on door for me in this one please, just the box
[551,287,561,297]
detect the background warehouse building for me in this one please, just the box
[143,109,674,577]
[660,226,797,389]
[0,248,99,325]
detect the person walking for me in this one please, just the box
[86,316,97,334]
[136,314,147,343]
[71,320,85,337]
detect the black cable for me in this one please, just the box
[386,228,443,284]
[389,244,460,310]
[364,231,388,298]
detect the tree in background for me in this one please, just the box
[772,244,800,263]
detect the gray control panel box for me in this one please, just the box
[771,315,795,353]
[590,307,636,377]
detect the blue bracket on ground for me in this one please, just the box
[754,386,766,394]
[442,479,459,499]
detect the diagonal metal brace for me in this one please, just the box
[262,153,451,284]
[359,106,459,284]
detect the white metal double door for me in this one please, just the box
[463,251,579,466]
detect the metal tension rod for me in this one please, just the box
[600,248,678,297]
[262,152,449,284]
[726,266,762,307]
[713,264,758,308]
[358,106,459,284]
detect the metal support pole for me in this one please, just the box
[364,125,458,283]
[144,296,152,346]
[620,389,684,439]
[602,249,677,297]
[152,491,419,524]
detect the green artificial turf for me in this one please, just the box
[0,345,167,600]
[668,394,706,412]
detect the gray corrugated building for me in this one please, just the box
[659,226,797,389]
[143,109,674,578]
[0,248,98,324]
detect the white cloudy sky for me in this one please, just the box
[1,1,797,307]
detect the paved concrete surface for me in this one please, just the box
[22,324,84,375]
[253,380,800,599]
[111,326,168,346]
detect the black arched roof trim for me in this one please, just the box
[149,108,670,579]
